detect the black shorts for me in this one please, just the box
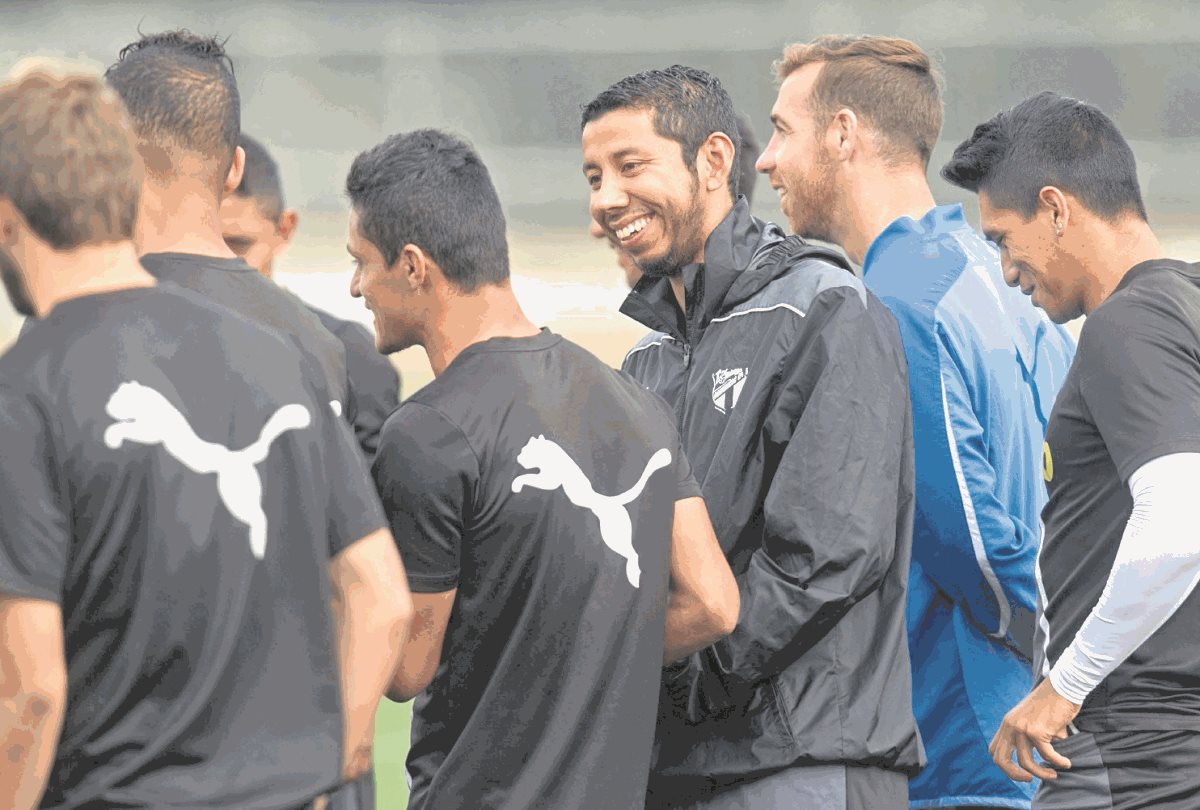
[1034,729,1200,810]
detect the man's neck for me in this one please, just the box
[669,196,736,313]
[136,181,238,259]
[840,165,937,266]
[31,241,155,317]
[1079,217,1163,314]
[422,282,542,376]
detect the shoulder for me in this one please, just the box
[622,330,678,366]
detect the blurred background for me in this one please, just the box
[2,0,1197,804]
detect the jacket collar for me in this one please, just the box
[619,197,785,341]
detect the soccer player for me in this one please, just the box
[349,128,739,809]
[756,36,1076,809]
[590,111,761,289]
[943,91,1200,810]
[0,61,410,809]
[222,133,402,460]
[104,31,352,418]
[582,66,921,809]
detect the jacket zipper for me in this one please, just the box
[675,333,693,432]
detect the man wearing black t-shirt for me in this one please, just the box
[222,134,401,461]
[348,128,739,810]
[105,32,352,419]
[944,91,1200,809]
[0,62,411,810]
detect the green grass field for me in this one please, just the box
[374,700,413,807]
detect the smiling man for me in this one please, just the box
[582,65,922,809]
[943,91,1200,810]
[347,128,738,810]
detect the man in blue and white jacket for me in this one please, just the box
[758,36,1076,808]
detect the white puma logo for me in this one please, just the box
[103,381,312,559]
[511,435,671,588]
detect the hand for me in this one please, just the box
[989,678,1080,782]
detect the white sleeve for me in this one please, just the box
[1049,452,1200,705]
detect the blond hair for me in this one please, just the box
[0,57,142,249]
[775,35,943,167]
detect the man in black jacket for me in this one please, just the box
[581,65,923,809]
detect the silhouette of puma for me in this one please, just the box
[103,381,312,559]
[511,435,671,587]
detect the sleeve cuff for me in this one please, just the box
[1048,645,1097,706]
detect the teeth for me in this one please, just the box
[615,217,649,240]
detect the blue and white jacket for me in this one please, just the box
[863,205,1075,809]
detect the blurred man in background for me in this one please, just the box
[756,35,1076,809]
[946,90,1200,810]
[0,60,410,810]
[223,133,402,461]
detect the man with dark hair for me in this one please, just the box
[759,36,1077,810]
[591,111,761,288]
[349,127,739,810]
[222,133,401,460]
[582,65,921,809]
[0,59,411,809]
[105,30,351,417]
[944,91,1200,810]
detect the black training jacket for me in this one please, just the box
[622,200,925,794]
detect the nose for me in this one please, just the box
[590,176,629,228]
[755,134,778,174]
[350,264,362,299]
[999,255,1020,288]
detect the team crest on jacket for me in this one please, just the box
[711,367,748,414]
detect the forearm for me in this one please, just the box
[330,586,410,780]
[0,689,65,810]
[1050,453,1200,704]
[663,591,733,664]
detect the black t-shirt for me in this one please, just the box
[0,285,386,808]
[372,329,700,810]
[1040,259,1200,731]
[140,253,351,411]
[308,305,401,461]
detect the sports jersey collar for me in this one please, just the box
[448,328,562,369]
[140,252,258,274]
[1116,257,1200,295]
[619,197,782,341]
[862,203,968,276]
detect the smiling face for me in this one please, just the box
[581,107,709,278]
[347,207,425,354]
[756,65,840,242]
[979,190,1090,323]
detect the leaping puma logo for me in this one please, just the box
[103,381,312,559]
[511,435,671,588]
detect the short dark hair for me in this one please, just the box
[581,65,742,198]
[734,112,759,206]
[105,30,240,188]
[0,61,141,249]
[234,133,284,222]
[942,91,1147,222]
[346,129,509,292]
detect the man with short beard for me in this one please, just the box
[0,61,410,810]
[757,36,1077,810]
[581,65,922,809]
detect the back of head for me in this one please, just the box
[0,58,142,249]
[581,65,743,198]
[942,91,1148,223]
[234,133,284,223]
[776,35,942,168]
[346,129,509,292]
[105,30,240,191]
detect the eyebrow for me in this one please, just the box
[582,147,645,174]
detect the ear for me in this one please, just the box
[1038,186,1071,235]
[277,209,299,244]
[696,131,737,198]
[395,243,431,291]
[223,145,246,195]
[826,108,859,163]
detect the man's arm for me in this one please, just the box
[389,590,456,701]
[697,283,911,688]
[328,528,413,782]
[664,497,739,664]
[0,597,67,810]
